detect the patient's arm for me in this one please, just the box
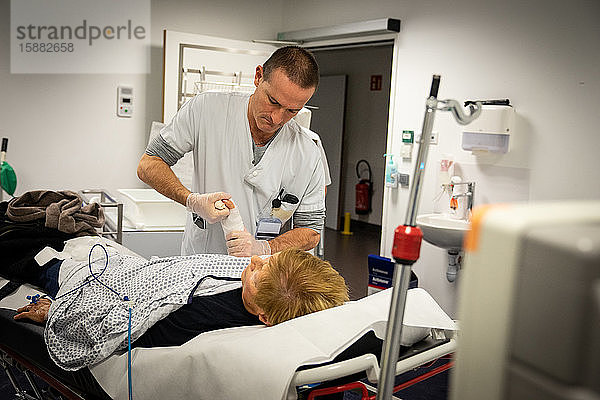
[13,298,51,324]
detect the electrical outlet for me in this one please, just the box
[430,131,438,145]
[398,173,410,188]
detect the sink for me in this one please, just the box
[416,213,471,250]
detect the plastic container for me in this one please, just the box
[117,189,187,229]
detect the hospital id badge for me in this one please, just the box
[255,217,282,240]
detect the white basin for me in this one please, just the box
[118,189,187,229]
[416,213,471,250]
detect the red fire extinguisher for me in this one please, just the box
[355,159,373,215]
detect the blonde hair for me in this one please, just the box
[254,248,349,325]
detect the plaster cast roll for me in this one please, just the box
[217,199,245,237]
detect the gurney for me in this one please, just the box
[0,276,456,400]
[1,190,456,399]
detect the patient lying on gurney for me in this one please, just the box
[12,247,349,370]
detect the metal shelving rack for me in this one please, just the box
[78,189,123,244]
[180,67,255,108]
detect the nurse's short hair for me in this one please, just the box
[263,46,319,89]
[254,248,349,325]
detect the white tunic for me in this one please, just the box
[160,91,326,255]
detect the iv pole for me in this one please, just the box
[375,75,481,400]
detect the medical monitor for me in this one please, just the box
[451,202,600,400]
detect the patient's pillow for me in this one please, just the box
[370,288,457,346]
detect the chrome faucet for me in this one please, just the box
[450,182,475,219]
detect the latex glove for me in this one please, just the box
[226,230,271,257]
[186,192,231,224]
[14,298,52,323]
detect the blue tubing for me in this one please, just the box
[128,307,133,400]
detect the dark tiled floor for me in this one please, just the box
[323,221,382,301]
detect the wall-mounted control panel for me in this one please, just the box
[117,86,133,117]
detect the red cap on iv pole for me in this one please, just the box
[392,224,423,265]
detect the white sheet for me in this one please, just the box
[91,288,456,400]
[0,279,40,310]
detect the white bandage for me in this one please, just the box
[220,200,245,237]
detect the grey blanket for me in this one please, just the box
[6,190,104,236]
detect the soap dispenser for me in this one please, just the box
[384,154,398,188]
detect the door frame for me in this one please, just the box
[303,34,400,254]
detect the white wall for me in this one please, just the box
[0,0,283,195]
[4,0,599,315]
[314,45,393,226]
[283,0,600,315]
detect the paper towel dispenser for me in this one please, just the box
[462,101,515,153]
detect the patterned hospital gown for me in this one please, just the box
[45,251,250,371]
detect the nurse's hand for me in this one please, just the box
[226,230,271,257]
[186,192,231,224]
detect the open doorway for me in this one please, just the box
[308,43,394,299]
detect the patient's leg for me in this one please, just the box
[0,237,66,286]
[0,238,64,300]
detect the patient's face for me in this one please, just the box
[241,254,276,319]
